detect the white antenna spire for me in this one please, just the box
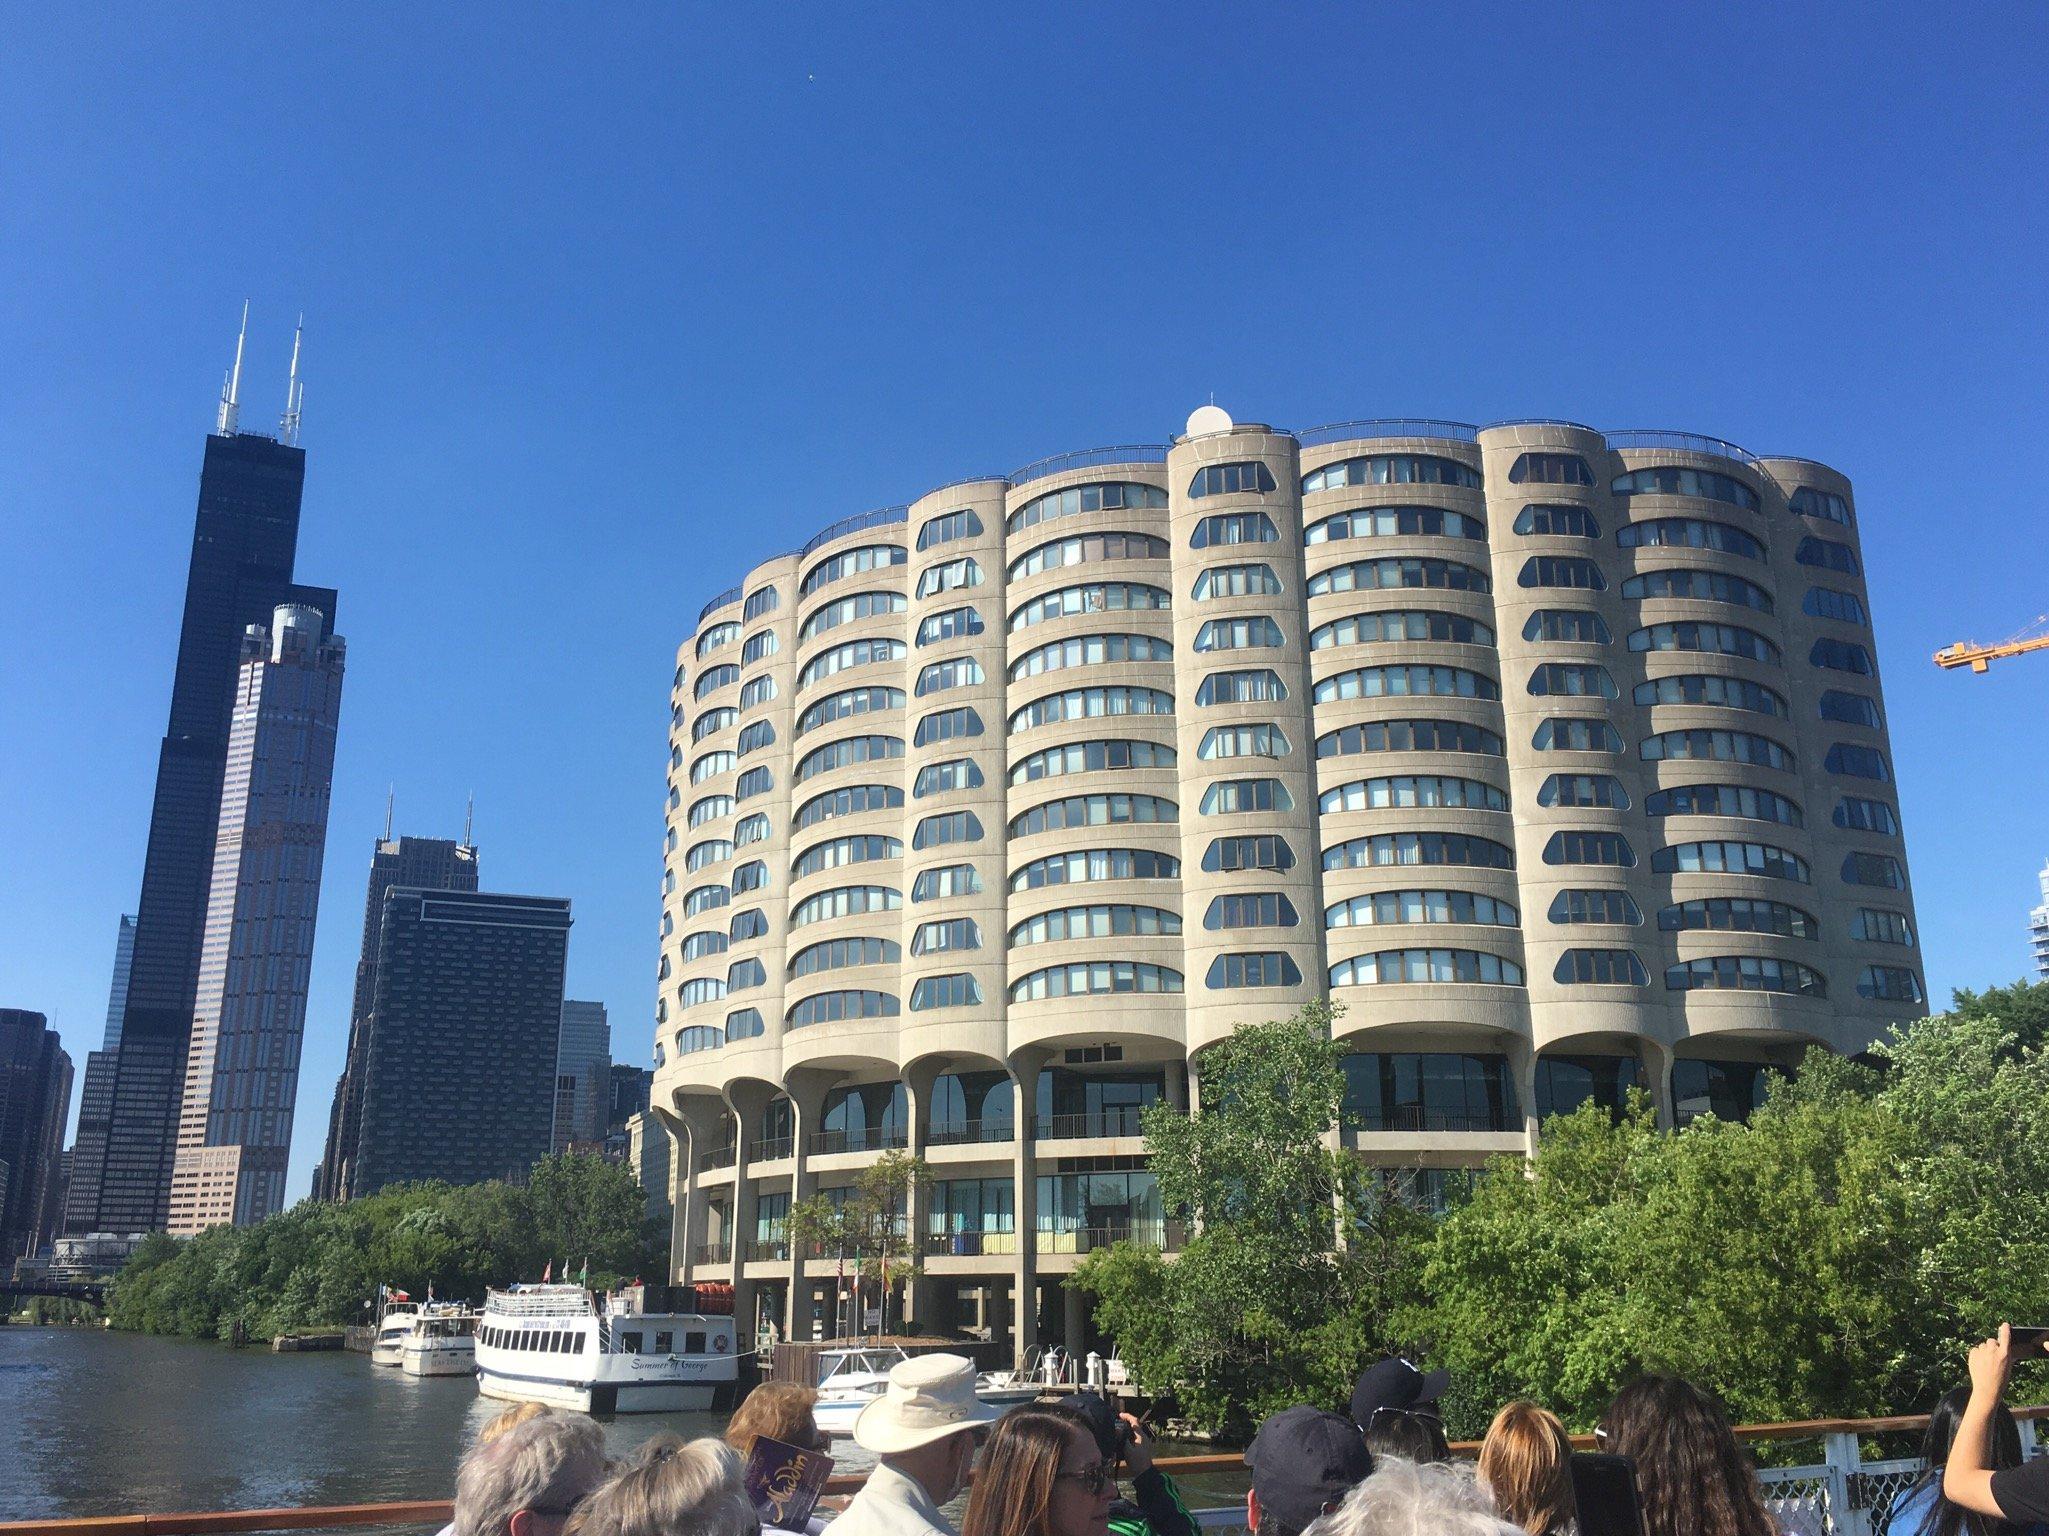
[464,792,474,849]
[216,300,249,435]
[383,784,394,841]
[280,314,304,444]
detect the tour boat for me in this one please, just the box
[370,1303,420,1367]
[399,1305,479,1377]
[809,1345,1041,1438]
[474,1283,738,1413]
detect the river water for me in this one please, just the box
[0,1327,867,1522]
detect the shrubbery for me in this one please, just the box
[107,1154,662,1343]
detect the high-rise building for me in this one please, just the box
[313,833,480,1200]
[63,917,138,1234]
[79,321,335,1234]
[2032,862,2049,980]
[553,1000,611,1155]
[348,890,572,1197]
[0,1011,74,1261]
[166,605,346,1233]
[654,408,1927,1357]
[625,1111,673,1225]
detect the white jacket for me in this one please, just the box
[825,1462,957,1536]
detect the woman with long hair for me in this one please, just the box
[961,1407,1115,1536]
[1598,1376,1775,1536]
[1889,1386,2045,1536]
[724,1382,829,1456]
[1477,1402,1578,1536]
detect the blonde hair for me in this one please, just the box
[1477,1402,1577,1536]
[724,1382,821,1455]
[567,1434,757,1536]
[479,1401,551,1447]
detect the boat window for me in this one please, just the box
[622,1331,644,1353]
[655,1331,674,1354]
[687,1331,707,1353]
[573,1334,586,1353]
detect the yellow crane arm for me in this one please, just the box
[1934,633,2049,673]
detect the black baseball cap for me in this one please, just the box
[1246,1405,1373,1533]
[1349,1358,1451,1428]
[1055,1392,1123,1461]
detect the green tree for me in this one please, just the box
[1073,1002,1430,1435]
[787,1150,931,1336]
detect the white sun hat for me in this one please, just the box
[852,1352,1002,1453]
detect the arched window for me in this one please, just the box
[1795,536,1860,575]
[911,973,984,1011]
[1009,531,1170,582]
[1790,487,1854,525]
[694,664,740,699]
[728,908,767,941]
[795,783,903,830]
[1666,956,1824,995]
[740,676,776,709]
[1008,847,1180,891]
[1320,775,1507,813]
[731,859,768,892]
[1628,622,1780,664]
[1622,569,1774,613]
[793,734,903,784]
[912,811,983,850]
[743,586,779,620]
[1329,949,1523,986]
[914,759,984,796]
[1547,890,1642,925]
[912,863,983,902]
[696,622,741,658]
[789,884,902,927]
[1536,774,1628,810]
[801,544,906,598]
[682,883,730,916]
[791,834,901,879]
[917,508,983,551]
[1514,504,1599,537]
[1188,461,1278,497]
[914,706,984,746]
[1011,632,1173,679]
[1518,556,1605,591]
[1826,743,1892,781]
[680,930,729,961]
[1303,455,1481,492]
[1542,831,1635,867]
[1007,481,1168,536]
[1653,841,1810,882]
[798,637,906,692]
[1509,453,1593,486]
[1199,668,1291,704]
[1842,851,1907,889]
[1008,687,1172,733]
[1010,904,1183,945]
[688,794,734,828]
[1810,638,1875,675]
[1657,897,1817,940]
[916,557,983,598]
[1323,831,1515,872]
[786,990,900,1029]
[1203,834,1296,872]
[1008,582,1171,632]
[1610,465,1760,510]
[742,630,780,665]
[1010,794,1177,838]
[1311,558,1489,597]
[1192,512,1280,547]
[1643,784,1802,827]
[1632,674,1786,716]
[1010,738,1176,785]
[912,917,982,954]
[1531,718,1623,753]
[737,719,777,755]
[916,606,984,647]
[1321,719,1504,758]
[726,957,767,991]
[1207,952,1304,988]
[1326,890,1518,929]
[677,976,726,1007]
[692,707,736,743]
[1528,663,1617,698]
[1306,507,1485,543]
[1317,610,1494,649]
[1802,587,1868,625]
[1194,563,1286,599]
[690,749,737,784]
[1858,966,1923,1003]
[1010,961,1184,1002]
[799,591,907,643]
[735,813,770,846]
[1615,518,1764,559]
[1201,777,1293,815]
[1639,729,1795,771]
[1195,617,1285,651]
[789,936,899,977]
[1317,665,1495,703]
[1554,950,1649,986]
[914,657,984,696]
[735,766,774,800]
[1205,892,1303,929]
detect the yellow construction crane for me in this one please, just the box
[1934,613,2049,673]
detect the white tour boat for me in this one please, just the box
[810,1345,1040,1438]
[475,1283,738,1413]
[370,1303,420,1367]
[400,1305,480,1377]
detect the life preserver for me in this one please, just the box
[714,1334,730,1352]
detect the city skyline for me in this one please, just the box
[5,7,2049,1206]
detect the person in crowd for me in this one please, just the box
[1477,1401,1578,1536]
[566,1435,757,1536]
[1349,1359,1451,1464]
[1944,1325,2049,1526]
[1301,1458,1523,1536]
[1894,1384,2047,1535]
[481,1402,551,1445]
[1054,1392,1196,1536]
[1243,1405,1373,1536]
[452,1407,609,1536]
[725,1381,831,1456]
[960,1405,1116,1536]
[833,1353,999,1536]
[1598,1375,1776,1536]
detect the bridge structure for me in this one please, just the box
[1,1278,107,1304]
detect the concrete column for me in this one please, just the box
[1062,1279,1084,1358]
[1639,1038,1676,1130]
[902,1059,943,1333]
[1008,1046,1050,1368]
[672,1098,730,1285]
[1509,1040,1541,1155]
[654,1103,694,1283]
[784,1070,834,1340]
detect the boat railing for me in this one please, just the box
[18,1414,2049,1536]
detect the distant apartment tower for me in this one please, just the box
[63,916,137,1234]
[625,1111,673,1225]
[79,327,336,1234]
[2033,862,2049,980]
[166,605,345,1232]
[608,1064,652,1131]
[313,833,481,1200]
[0,1011,74,1261]
[553,1000,611,1155]
[347,890,572,1197]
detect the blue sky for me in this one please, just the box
[3,5,2046,1201]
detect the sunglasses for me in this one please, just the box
[1057,1462,1114,1497]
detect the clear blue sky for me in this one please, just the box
[4,5,2046,1202]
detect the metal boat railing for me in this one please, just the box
[18,1412,2049,1536]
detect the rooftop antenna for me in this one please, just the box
[216,300,249,435]
[280,314,304,445]
[383,785,394,841]
[464,792,474,849]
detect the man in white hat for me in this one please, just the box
[832,1353,1000,1536]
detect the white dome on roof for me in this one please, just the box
[1185,404,1233,437]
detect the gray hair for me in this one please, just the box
[567,1434,758,1536]
[454,1409,609,1536]
[1304,1458,1523,1536]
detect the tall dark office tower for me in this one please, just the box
[313,834,480,1201]
[348,890,571,1198]
[0,1011,74,1261]
[63,916,137,1233]
[81,326,335,1233]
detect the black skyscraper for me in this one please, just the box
[348,890,571,1198]
[0,1011,74,1261]
[313,834,480,1202]
[85,422,336,1233]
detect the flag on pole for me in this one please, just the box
[543,1261,552,1283]
[579,1257,589,1287]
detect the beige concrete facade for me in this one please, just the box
[652,413,1924,1360]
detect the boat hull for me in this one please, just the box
[477,1369,719,1414]
[402,1345,477,1377]
[370,1344,406,1367]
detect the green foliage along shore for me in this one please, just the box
[1077,984,2049,1438]
[107,1154,663,1344]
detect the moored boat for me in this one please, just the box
[475,1283,737,1413]
[369,1304,419,1367]
[399,1305,479,1377]
[809,1344,1040,1438]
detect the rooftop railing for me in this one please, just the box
[1295,418,1479,448]
[695,585,743,624]
[1009,444,1170,486]
[1603,428,1763,467]
[797,505,908,560]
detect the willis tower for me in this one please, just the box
[73,309,338,1233]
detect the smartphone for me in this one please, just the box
[2009,1327,2049,1356]
[1570,1453,1646,1536]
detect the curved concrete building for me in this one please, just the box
[653,411,1924,1357]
